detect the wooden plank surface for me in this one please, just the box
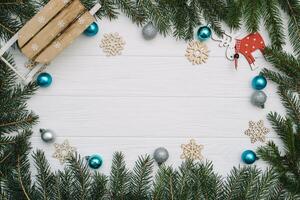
[12,15,290,176]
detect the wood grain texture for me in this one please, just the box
[15,15,290,176]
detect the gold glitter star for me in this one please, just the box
[53,140,76,164]
[181,139,204,160]
[244,120,270,143]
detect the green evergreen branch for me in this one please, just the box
[32,150,56,200]
[109,152,131,199]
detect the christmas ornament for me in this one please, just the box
[100,33,125,56]
[142,22,158,40]
[197,26,212,41]
[185,41,209,65]
[53,140,76,164]
[251,91,267,108]
[84,22,99,36]
[252,75,267,90]
[241,150,257,164]
[244,120,270,143]
[0,0,101,83]
[36,72,52,87]
[211,32,265,70]
[181,139,204,160]
[86,154,103,169]
[40,128,55,143]
[153,147,169,165]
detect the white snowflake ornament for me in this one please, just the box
[37,16,46,24]
[57,20,65,28]
[185,40,209,65]
[31,43,39,52]
[100,33,125,56]
[181,139,204,160]
[244,120,270,143]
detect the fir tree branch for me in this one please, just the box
[32,150,56,200]
[16,155,31,200]
[109,152,130,199]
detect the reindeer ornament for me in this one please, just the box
[212,32,266,70]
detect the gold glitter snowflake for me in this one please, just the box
[181,139,204,160]
[185,40,209,65]
[100,33,125,56]
[244,120,270,143]
[53,140,76,164]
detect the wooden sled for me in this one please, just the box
[0,0,101,84]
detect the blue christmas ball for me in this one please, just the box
[36,72,52,87]
[197,26,212,41]
[84,22,99,36]
[241,150,257,164]
[252,75,267,90]
[87,154,103,169]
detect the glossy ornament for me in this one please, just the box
[251,91,267,108]
[40,128,55,143]
[153,147,169,164]
[252,75,267,90]
[87,154,103,169]
[142,22,158,40]
[241,150,257,164]
[36,72,52,87]
[84,22,99,36]
[197,26,212,41]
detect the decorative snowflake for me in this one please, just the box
[53,140,76,164]
[53,41,62,49]
[31,43,39,51]
[100,33,126,56]
[185,40,209,65]
[62,0,70,4]
[244,120,270,143]
[37,16,46,24]
[57,20,65,28]
[78,16,85,25]
[181,139,204,160]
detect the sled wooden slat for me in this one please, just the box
[18,0,74,48]
[36,12,94,63]
[20,0,86,63]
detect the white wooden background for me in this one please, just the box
[13,15,290,176]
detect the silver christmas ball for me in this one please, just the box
[40,129,55,143]
[142,22,158,40]
[251,91,267,108]
[153,147,169,165]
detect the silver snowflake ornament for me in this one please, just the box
[245,120,270,143]
[53,140,76,164]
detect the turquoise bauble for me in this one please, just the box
[197,26,212,41]
[87,154,103,169]
[36,72,52,87]
[84,22,99,36]
[252,75,267,90]
[241,150,257,164]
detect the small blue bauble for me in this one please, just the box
[197,26,212,41]
[36,72,52,87]
[84,22,99,36]
[241,150,257,164]
[252,75,267,90]
[87,154,103,169]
